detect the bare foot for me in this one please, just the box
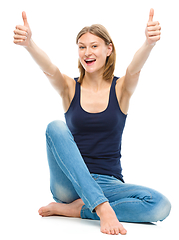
[38,199,127,235]
[95,202,127,235]
[38,198,84,218]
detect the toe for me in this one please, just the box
[39,207,47,216]
[114,228,120,235]
[101,228,110,235]
[38,209,43,215]
[120,228,127,235]
[118,223,127,235]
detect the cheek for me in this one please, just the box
[78,53,86,69]
[96,48,108,61]
[78,50,83,60]
[97,52,108,65]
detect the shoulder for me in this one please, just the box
[63,74,76,87]
[62,74,76,96]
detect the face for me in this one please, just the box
[78,32,112,74]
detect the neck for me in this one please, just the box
[82,70,110,92]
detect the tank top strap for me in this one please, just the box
[74,77,80,94]
[109,76,120,108]
[68,78,80,110]
[72,76,120,110]
[111,76,119,94]
[74,77,79,82]
[112,76,119,87]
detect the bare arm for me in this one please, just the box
[123,8,161,96]
[25,39,57,76]
[117,9,161,114]
[13,11,68,97]
[127,40,155,76]
[124,40,155,96]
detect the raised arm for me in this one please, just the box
[128,9,161,74]
[13,11,70,98]
[117,9,161,114]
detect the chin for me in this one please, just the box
[84,65,104,74]
[85,68,96,73]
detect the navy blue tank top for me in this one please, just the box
[65,76,127,182]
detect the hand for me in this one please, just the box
[145,8,161,46]
[13,11,32,47]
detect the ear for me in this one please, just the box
[107,43,113,56]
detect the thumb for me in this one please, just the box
[148,8,154,22]
[22,11,29,27]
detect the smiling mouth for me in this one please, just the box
[84,59,96,66]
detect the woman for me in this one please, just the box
[13,9,171,235]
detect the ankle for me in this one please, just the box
[95,201,111,217]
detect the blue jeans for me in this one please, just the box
[46,120,171,222]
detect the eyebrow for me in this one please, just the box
[78,41,99,45]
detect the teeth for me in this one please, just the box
[85,59,95,62]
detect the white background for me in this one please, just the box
[1,0,178,239]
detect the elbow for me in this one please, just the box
[127,65,138,76]
[127,67,141,77]
[43,64,57,76]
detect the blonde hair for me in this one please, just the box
[76,24,116,84]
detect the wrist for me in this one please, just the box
[24,38,34,51]
[145,39,156,49]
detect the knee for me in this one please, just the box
[158,196,171,221]
[151,195,171,222]
[46,120,72,140]
[51,181,79,204]
[46,120,66,133]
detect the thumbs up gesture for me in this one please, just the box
[13,11,32,47]
[145,9,161,45]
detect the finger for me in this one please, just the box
[15,25,28,32]
[14,34,27,40]
[148,35,161,42]
[13,39,24,45]
[14,29,27,36]
[22,11,29,27]
[148,8,154,22]
[148,30,161,37]
[147,21,160,28]
[147,25,161,31]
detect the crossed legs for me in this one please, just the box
[38,121,171,235]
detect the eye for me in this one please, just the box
[92,45,97,48]
[79,46,85,49]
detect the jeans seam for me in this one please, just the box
[111,199,142,208]
[90,197,108,211]
[81,205,98,218]
[108,188,153,201]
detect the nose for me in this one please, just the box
[85,47,92,57]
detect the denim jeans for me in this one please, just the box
[46,120,171,222]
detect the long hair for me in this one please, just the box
[76,24,116,84]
